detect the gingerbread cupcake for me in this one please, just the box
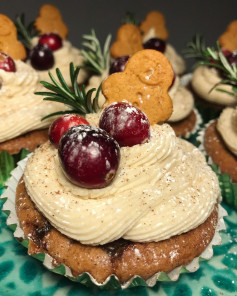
[15,4,88,85]
[0,15,66,154]
[1,50,226,289]
[184,34,237,124]
[109,11,186,76]
[198,107,237,209]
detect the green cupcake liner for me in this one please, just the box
[0,148,30,190]
[0,152,227,289]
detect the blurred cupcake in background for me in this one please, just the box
[15,4,88,85]
[184,32,237,123]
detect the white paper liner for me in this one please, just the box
[183,107,202,139]
[197,119,215,161]
[1,156,227,289]
[180,73,193,87]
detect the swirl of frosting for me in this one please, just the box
[27,37,88,85]
[0,60,66,142]
[142,28,186,75]
[192,66,237,105]
[0,60,39,98]
[23,123,220,245]
[217,107,237,156]
[168,75,194,122]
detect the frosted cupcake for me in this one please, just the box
[0,15,66,154]
[15,4,88,85]
[1,50,226,289]
[110,11,186,76]
[184,35,237,123]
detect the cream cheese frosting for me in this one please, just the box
[192,66,237,105]
[142,28,186,75]
[0,60,66,142]
[27,37,88,85]
[23,123,220,245]
[168,76,194,122]
[217,107,237,156]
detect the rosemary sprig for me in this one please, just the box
[184,34,237,96]
[35,62,101,120]
[121,12,140,26]
[81,29,111,75]
[14,13,38,49]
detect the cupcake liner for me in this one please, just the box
[1,156,227,290]
[182,107,202,142]
[197,121,237,210]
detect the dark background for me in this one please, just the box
[1,0,237,71]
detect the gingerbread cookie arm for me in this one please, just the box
[35,4,68,39]
[218,20,237,51]
[0,14,26,60]
[102,49,173,125]
[110,24,143,58]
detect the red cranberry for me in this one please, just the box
[99,102,150,147]
[143,38,166,53]
[225,51,237,66]
[29,44,54,70]
[38,33,62,51]
[0,52,16,72]
[109,55,130,75]
[58,125,120,189]
[49,114,89,148]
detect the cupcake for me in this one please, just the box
[198,107,237,209]
[1,50,226,288]
[15,4,88,85]
[0,15,66,154]
[184,34,237,123]
[110,11,186,76]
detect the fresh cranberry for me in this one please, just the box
[38,33,62,51]
[58,125,120,189]
[143,38,166,53]
[109,55,130,75]
[49,114,89,148]
[225,51,237,66]
[0,52,16,72]
[99,102,150,147]
[29,44,54,70]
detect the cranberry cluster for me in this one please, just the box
[29,33,62,71]
[49,102,150,189]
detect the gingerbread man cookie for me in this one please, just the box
[139,11,168,41]
[218,20,237,52]
[0,14,26,60]
[35,4,68,39]
[110,24,143,58]
[102,49,173,124]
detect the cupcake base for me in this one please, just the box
[0,129,48,154]
[16,176,219,285]
[169,110,197,138]
[204,120,237,183]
